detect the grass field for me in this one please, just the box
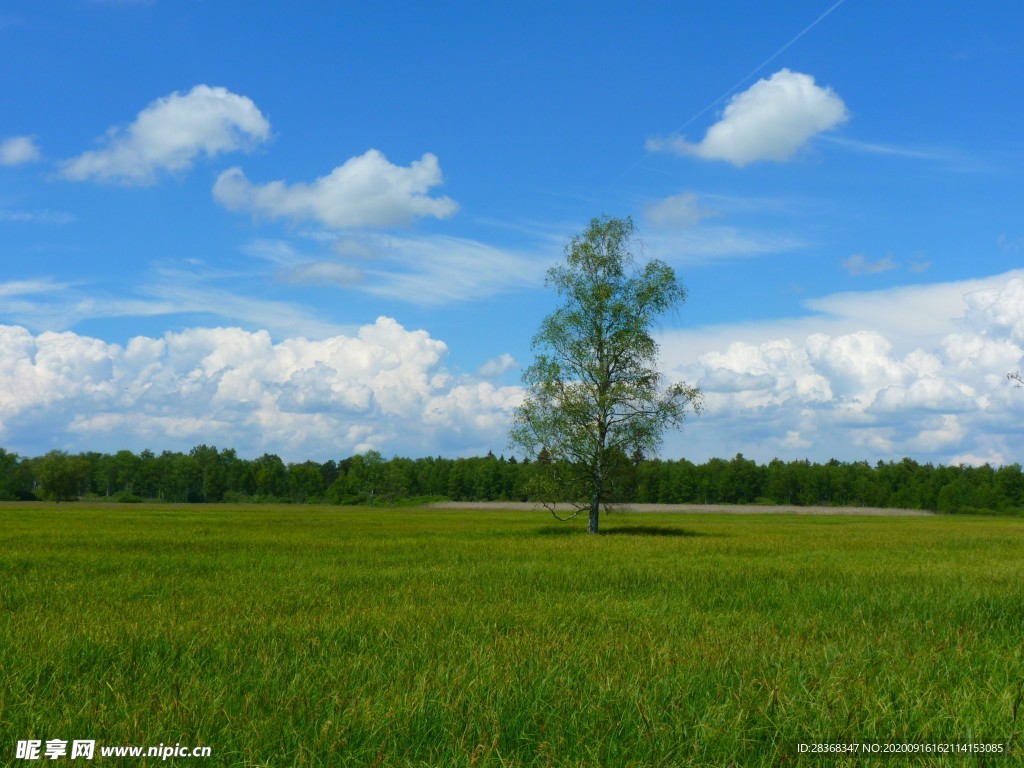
[1,503,1022,766]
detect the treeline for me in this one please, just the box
[1,446,1022,515]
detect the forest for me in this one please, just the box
[1,445,1022,515]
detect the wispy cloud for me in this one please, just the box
[841,253,898,276]
[141,267,350,339]
[279,261,366,287]
[0,264,348,340]
[997,233,1024,253]
[0,277,179,331]
[0,277,73,299]
[640,227,807,266]
[0,209,75,225]
[820,135,996,173]
[644,192,719,230]
[243,232,547,306]
[360,233,545,304]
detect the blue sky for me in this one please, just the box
[2,0,1023,465]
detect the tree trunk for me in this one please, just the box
[588,495,600,534]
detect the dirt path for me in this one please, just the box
[426,501,934,517]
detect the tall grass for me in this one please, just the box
[1,504,1022,766]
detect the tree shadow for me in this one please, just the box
[601,525,704,537]
[536,526,581,536]
[536,525,705,538]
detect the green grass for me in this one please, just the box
[1,504,1023,766]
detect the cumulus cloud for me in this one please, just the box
[0,318,521,459]
[61,85,270,184]
[659,272,1024,465]
[424,381,522,436]
[961,278,1024,342]
[7,270,1023,468]
[647,69,848,166]
[0,135,41,165]
[213,149,458,228]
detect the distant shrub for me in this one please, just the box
[226,492,291,504]
[404,495,452,506]
[115,493,143,503]
[329,494,363,506]
[955,506,1001,516]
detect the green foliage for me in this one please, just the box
[35,449,89,502]
[2,504,1022,765]
[0,448,34,500]
[510,216,702,531]
[4,443,1024,514]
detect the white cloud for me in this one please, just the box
[647,69,848,166]
[819,136,949,161]
[0,135,41,165]
[331,238,377,260]
[639,227,807,265]
[659,271,1024,465]
[645,193,718,229]
[7,262,1023,468]
[240,238,368,287]
[279,261,366,287]
[478,353,517,378]
[961,277,1024,342]
[213,149,458,228]
[820,136,989,173]
[0,278,73,299]
[358,233,544,304]
[949,448,1007,468]
[1,231,542,339]
[0,264,349,340]
[0,318,522,459]
[5,272,1024,469]
[142,271,347,339]
[240,232,544,305]
[0,209,75,225]
[842,253,898,275]
[424,381,523,436]
[61,85,270,184]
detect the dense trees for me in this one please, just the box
[35,450,89,502]
[0,448,34,500]
[0,446,1020,514]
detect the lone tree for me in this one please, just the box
[510,215,702,533]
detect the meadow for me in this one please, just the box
[1,503,1022,766]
